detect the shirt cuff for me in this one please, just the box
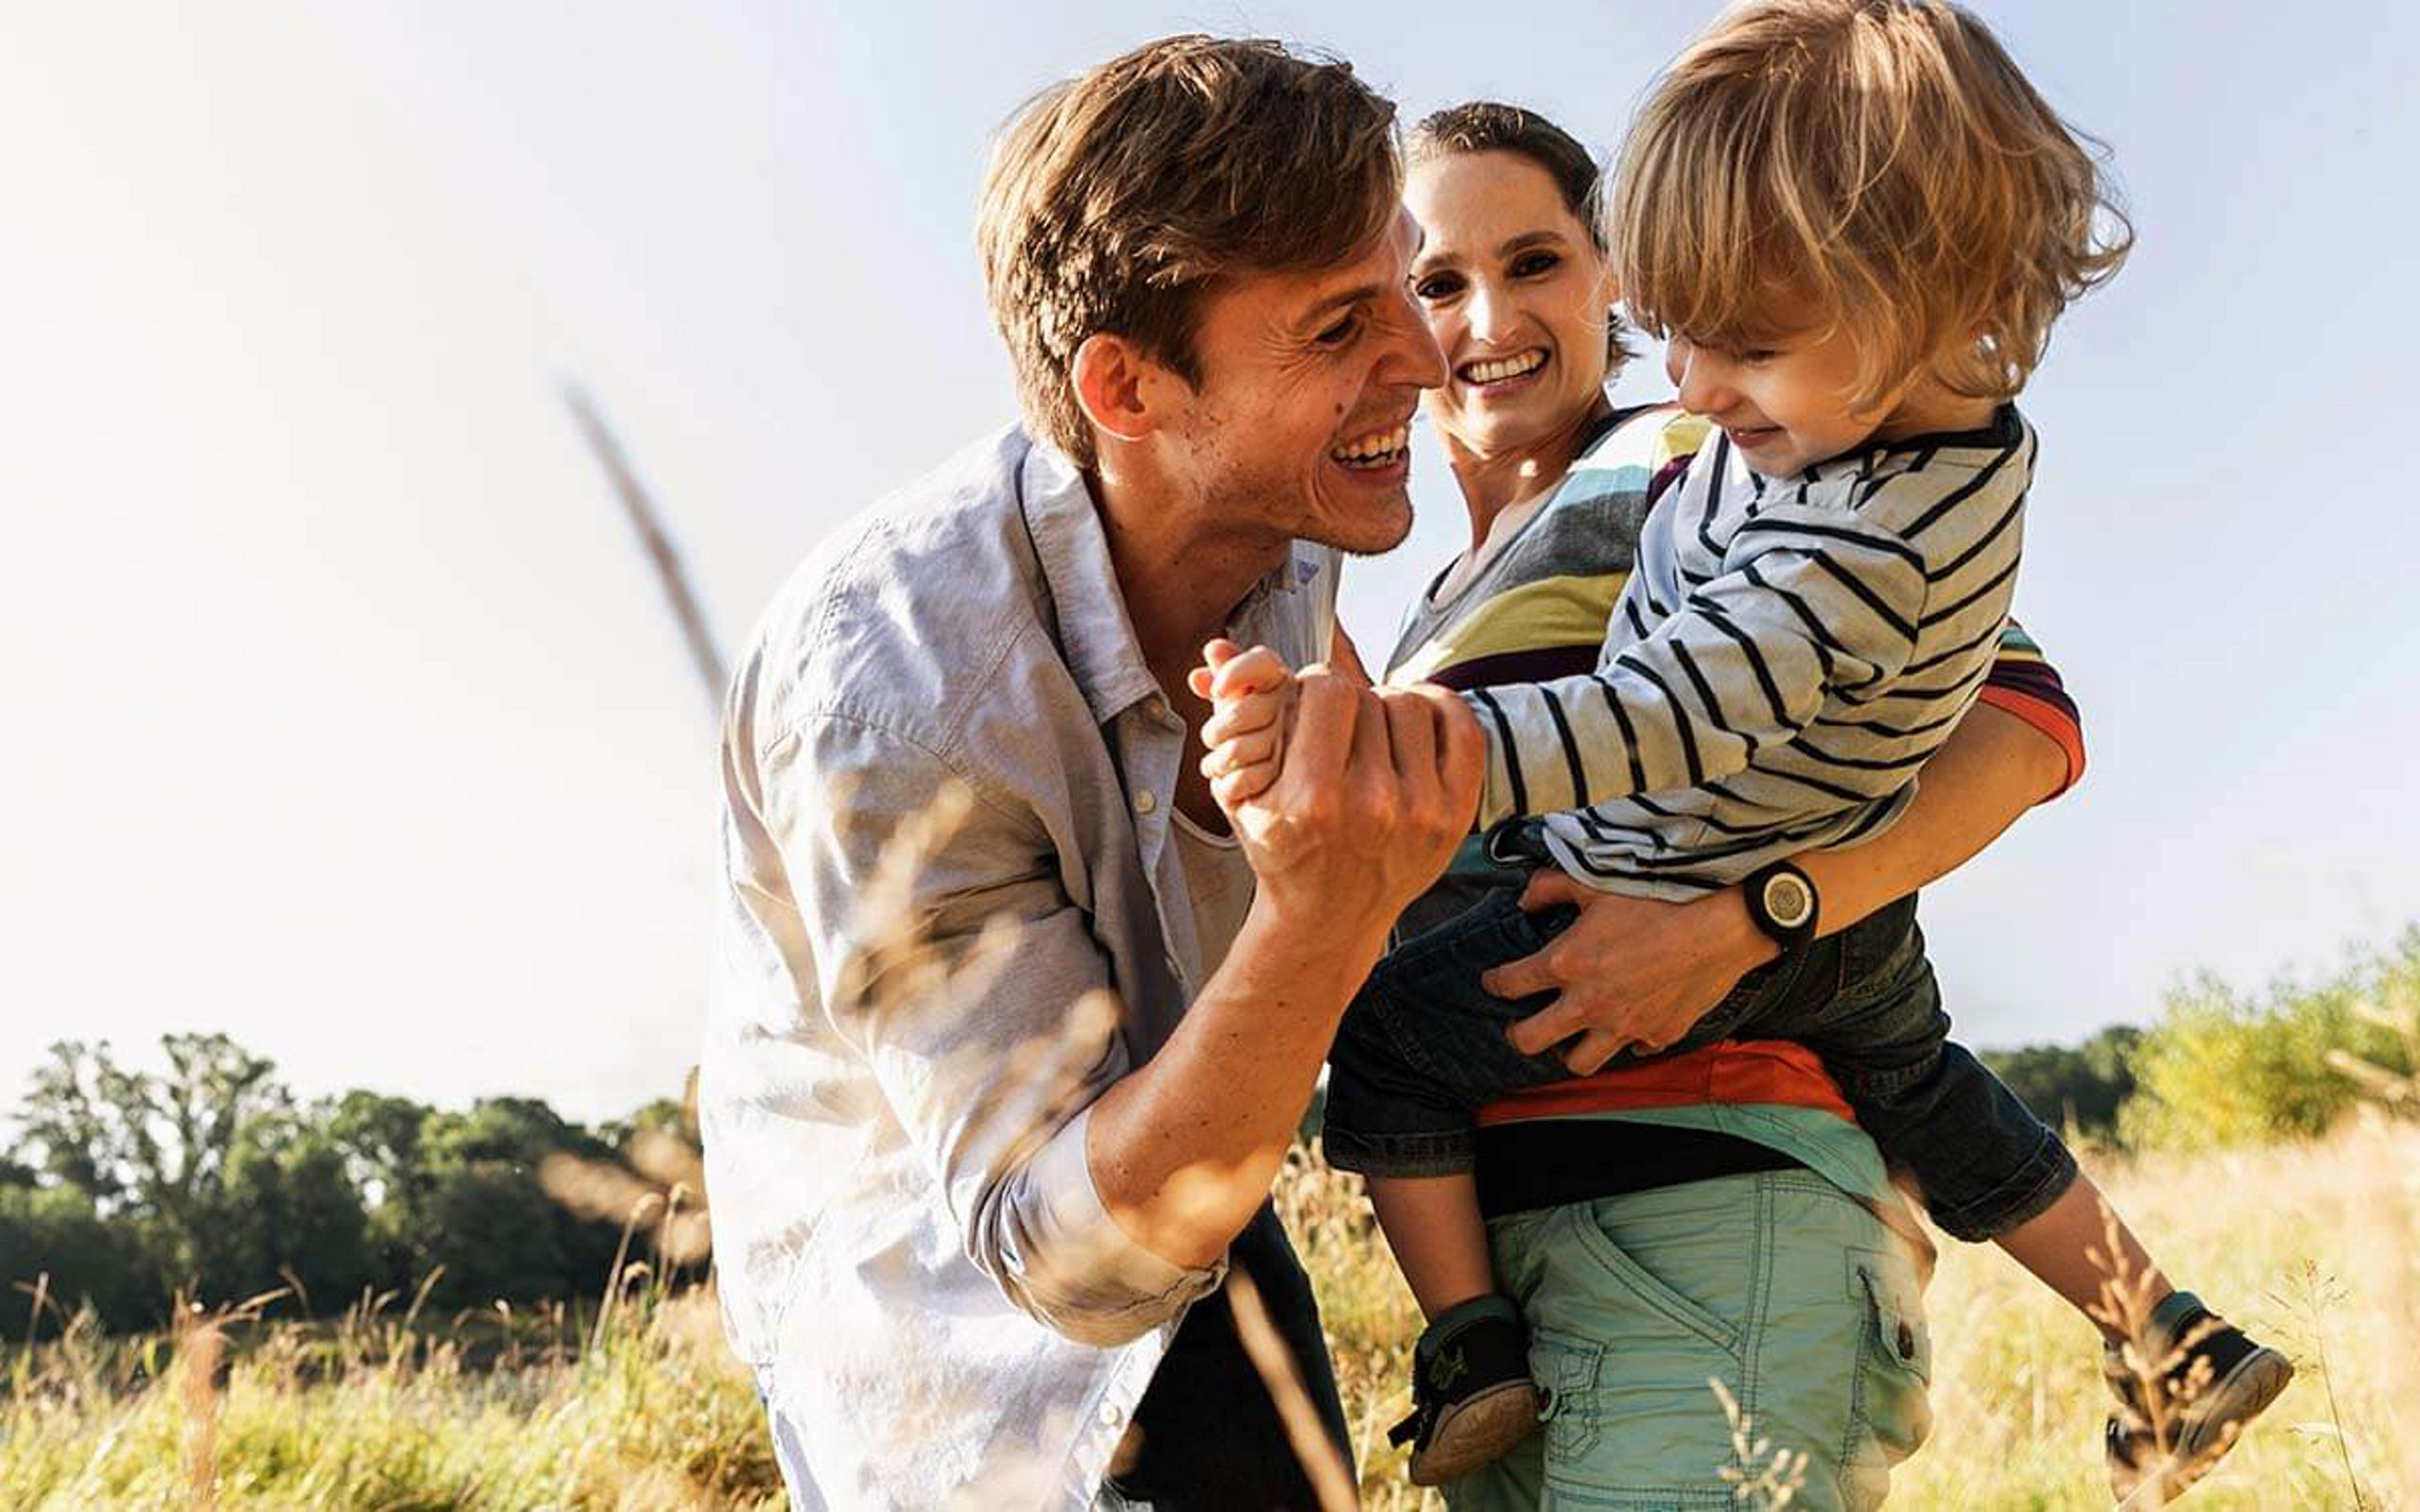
[1002,1106,1225,1347]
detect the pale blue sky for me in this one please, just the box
[6,3,2414,1121]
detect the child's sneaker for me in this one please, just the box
[1387,1295,1541,1486]
[2101,1290,2294,1505]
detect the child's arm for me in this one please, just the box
[1468,444,2026,828]
[1189,639,1299,810]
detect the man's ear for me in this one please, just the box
[1071,333,1171,444]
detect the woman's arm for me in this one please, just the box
[1481,699,2069,1073]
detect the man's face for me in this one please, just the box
[1156,211,1448,557]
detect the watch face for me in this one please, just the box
[1763,872,1816,931]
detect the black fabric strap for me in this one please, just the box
[1473,1117,1805,1219]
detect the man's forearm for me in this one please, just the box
[1085,897,1392,1269]
[1797,699,2067,935]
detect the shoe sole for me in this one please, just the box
[2112,1347,2295,1504]
[1408,1381,1542,1486]
[2176,1346,2294,1464]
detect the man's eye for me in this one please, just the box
[1511,250,1561,279]
[1315,312,1362,347]
[1411,272,1463,302]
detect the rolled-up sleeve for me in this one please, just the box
[1977,619,2086,801]
[763,713,1222,1344]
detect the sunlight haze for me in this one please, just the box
[5,1,2414,1121]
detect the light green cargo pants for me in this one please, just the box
[1446,1170,1933,1511]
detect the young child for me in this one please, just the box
[1198,0,2290,1498]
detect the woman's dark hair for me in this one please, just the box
[1408,101,1634,366]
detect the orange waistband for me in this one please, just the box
[1476,1039,1855,1125]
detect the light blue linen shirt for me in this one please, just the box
[700,425,1339,1510]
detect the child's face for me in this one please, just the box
[1663,290,1964,476]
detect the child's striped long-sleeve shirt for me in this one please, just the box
[1467,404,2035,899]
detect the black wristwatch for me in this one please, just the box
[1742,860,1820,968]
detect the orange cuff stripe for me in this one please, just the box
[1976,686,2087,799]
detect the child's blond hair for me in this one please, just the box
[1610,0,2131,409]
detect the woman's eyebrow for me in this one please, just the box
[1494,229,1567,258]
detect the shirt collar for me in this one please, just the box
[1016,432,1311,727]
[1017,437,1162,726]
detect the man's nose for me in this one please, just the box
[1383,284,1449,390]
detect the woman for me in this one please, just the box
[1370,102,2086,1507]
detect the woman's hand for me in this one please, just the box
[1478,870,1779,1074]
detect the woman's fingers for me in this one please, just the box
[1558,1028,1633,1076]
[1516,868,1591,912]
[1481,936,1571,1004]
[1501,984,1590,1055]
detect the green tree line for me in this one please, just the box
[1982,926,2417,1147]
[9,929,2411,1340]
[1,1035,695,1338]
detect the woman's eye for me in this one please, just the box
[1511,251,1562,279]
[1411,273,1463,302]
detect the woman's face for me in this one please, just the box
[1405,150,1614,458]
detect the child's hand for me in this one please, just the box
[1188,639,1298,815]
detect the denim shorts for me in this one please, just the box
[1445,1171,1933,1512]
[1322,845,2078,1242]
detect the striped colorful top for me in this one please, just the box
[1442,402,2039,899]
[1385,402,2080,939]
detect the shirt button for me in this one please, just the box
[1098,1400,1125,1428]
[1132,790,1157,815]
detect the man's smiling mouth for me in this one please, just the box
[1331,422,1411,470]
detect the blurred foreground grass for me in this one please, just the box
[6,1120,2414,1509]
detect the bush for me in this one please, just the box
[0,1185,165,1335]
[2122,926,2419,1149]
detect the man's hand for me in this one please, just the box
[1479,869,1779,1074]
[1203,653,1481,939]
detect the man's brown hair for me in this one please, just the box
[977,36,1402,469]
[1610,0,2133,408]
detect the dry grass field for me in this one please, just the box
[4,1120,2414,1510]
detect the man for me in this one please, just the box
[701,36,1480,1508]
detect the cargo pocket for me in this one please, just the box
[1845,1245,1934,1494]
[1530,1326,1605,1469]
